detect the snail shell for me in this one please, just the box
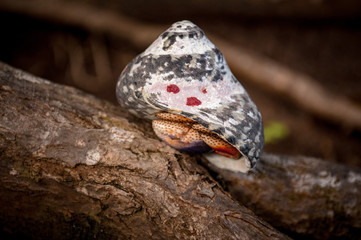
[116,20,264,172]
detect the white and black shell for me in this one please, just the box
[116,20,264,170]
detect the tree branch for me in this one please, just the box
[202,154,361,239]
[0,62,289,239]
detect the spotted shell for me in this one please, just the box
[116,20,264,169]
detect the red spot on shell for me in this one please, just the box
[186,97,202,106]
[167,84,180,94]
[202,88,207,94]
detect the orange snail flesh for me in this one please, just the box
[152,113,241,159]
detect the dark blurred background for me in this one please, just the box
[1,0,361,167]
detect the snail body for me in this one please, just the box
[116,20,264,172]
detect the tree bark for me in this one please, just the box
[0,62,289,239]
[1,61,360,240]
[202,154,361,239]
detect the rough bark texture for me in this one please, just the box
[203,154,361,239]
[0,62,289,239]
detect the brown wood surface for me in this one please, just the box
[0,62,289,239]
[203,154,361,239]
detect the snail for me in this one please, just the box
[116,20,264,173]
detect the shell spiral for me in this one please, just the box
[116,20,264,168]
